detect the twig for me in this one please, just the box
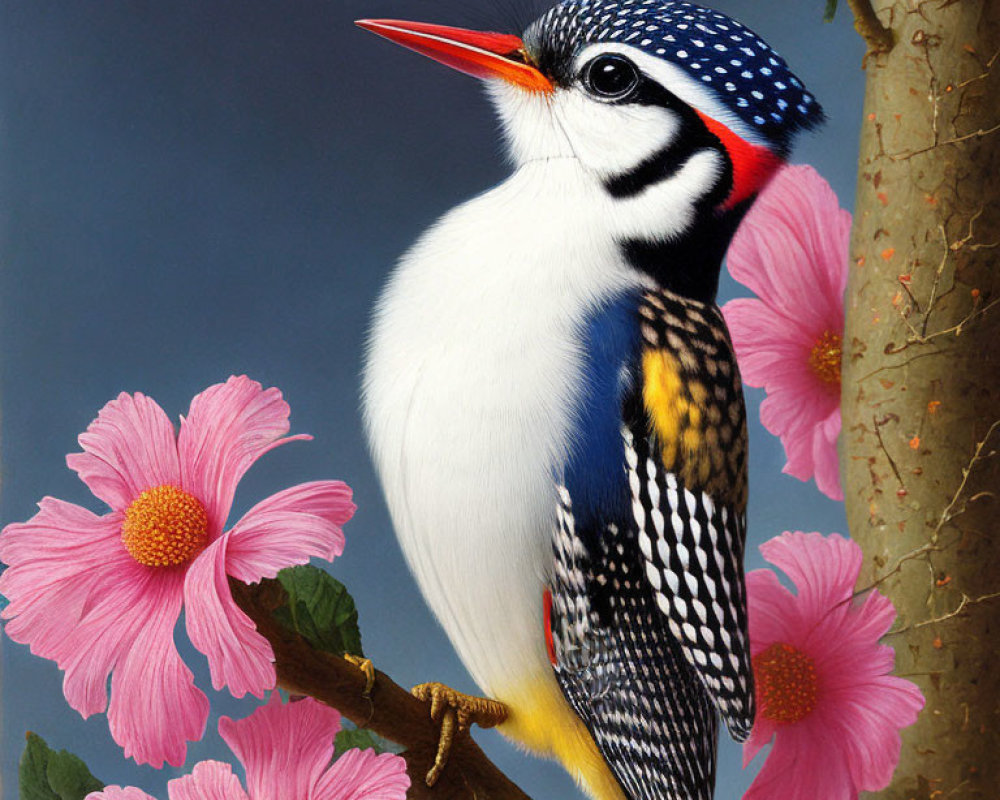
[920,226,951,337]
[873,414,905,488]
[846,0,894,53]
[956,48,1000,89]
[853,542,942,598]
[886,592,1000,636]
[884,296,999,355]
[229,579,533,800]
[889,121,1000,160]
[931,419,1000,542]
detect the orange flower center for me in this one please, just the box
[753,642,818,724]
[808,330,842,385]
[122,485,209,568]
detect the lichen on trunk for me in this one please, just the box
[843,1,1000,798]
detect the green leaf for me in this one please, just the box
[47,748,105,800]
[823,0,838,22]
[20,734,57,800]
[334,727,385,755]
[273,565,363,657]
[19,733,103,800]
[334,722,403,758]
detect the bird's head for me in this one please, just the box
[357,0,821,204]
[357,0,823,299]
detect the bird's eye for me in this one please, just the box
[583,54,640,99]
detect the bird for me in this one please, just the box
[358,2,823,798]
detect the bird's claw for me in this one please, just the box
[410,683,508,786]
[344,654,376,698]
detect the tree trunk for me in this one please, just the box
[844,2,1000,799]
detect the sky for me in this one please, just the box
[0,2,865,798]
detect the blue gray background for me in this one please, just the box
[0,2,863,797]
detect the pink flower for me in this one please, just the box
[0,376,355,767]
[722,164,851,500]
[742,532,924,800]
[87,694,410,800]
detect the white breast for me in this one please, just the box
[362,160,645,696]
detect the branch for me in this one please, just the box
[846,0,894,54]
[229,579,533,800]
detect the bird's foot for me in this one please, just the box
[344,654,376,698]
[411,682,509,787]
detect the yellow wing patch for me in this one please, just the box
[641,347,741,501]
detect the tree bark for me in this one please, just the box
[844,2,1000,799]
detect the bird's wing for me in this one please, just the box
[624,289,755,735]
[546,288,753,800]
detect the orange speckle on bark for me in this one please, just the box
[925,194,938,205]
[933,636,943,649]
[899,273,912,284]
[936,575,952,587]
[856,255,867,267]
[867,112,876,121]
[877,192,889,207]
[896,488,908,498]
[945,84,954,93]
[881,248,896,262]
[891,291,903,308]
[963,43,976,54]
[971,288,981,299]
[894,113,902,121]
[928,401,942,414]
[909,435,921,450]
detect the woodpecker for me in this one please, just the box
[359,2,822,798]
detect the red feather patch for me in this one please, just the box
[543,588,557,666]
[696,111,783,209]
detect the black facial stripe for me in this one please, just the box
[620,198,752,304]
[601,79,733,201]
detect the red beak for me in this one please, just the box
[355,19,552,93]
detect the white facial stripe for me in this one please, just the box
[573,43,767,147]
[555,89,680,178]
[609,148,725,240]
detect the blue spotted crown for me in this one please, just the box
[526,0,823,149]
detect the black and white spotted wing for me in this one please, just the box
[548,486,718,800]
[623,422,754,740]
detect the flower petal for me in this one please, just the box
[224,481,354,584]
[107,569,209,767]
[743,722,856,800]
[66,392,181,511]
[760,532,861,620]
[177,376,311,536]
[218,694,341,800]
[184,536,275,698]
[745,568,798,654]
[760,385,840,490]
[727,164,850,327]
[741,714,776,768]
[86,787,158,800]
[0,501,154,717]
[313,748,410,800]
[721,298,815,390]
[820,673,924,791]
[167,761,251,800]
[811,408,844,500]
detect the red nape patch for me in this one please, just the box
[695,111,783,209]
[543,588,557,666]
